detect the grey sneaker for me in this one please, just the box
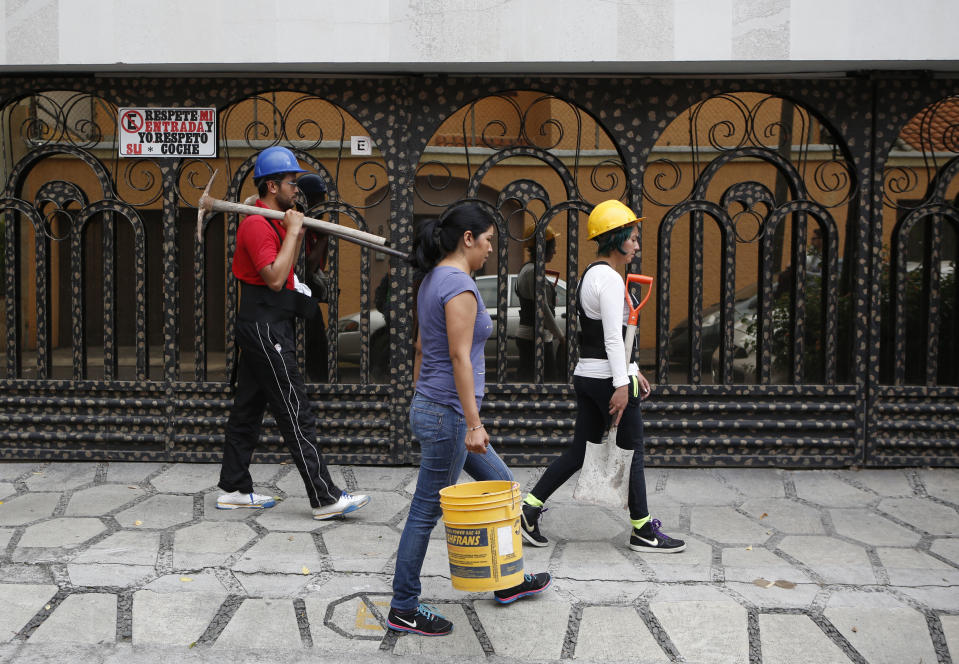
[216,491,276,510]
[312,491,370,520]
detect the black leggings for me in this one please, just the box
[529,375,649,520]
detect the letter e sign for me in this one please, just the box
[351,136,372,156]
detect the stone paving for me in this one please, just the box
[0,461,956,664]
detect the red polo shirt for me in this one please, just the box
[232,200,295,290]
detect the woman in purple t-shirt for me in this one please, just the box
[387,203,551,637]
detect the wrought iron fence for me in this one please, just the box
[0,75,955,466]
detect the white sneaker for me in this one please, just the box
[312,491,370,520]
[216,490,276,510]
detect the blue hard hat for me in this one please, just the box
[253,146,307,179]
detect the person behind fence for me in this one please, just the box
[520,199,685,554]
[297,173,332,383]
[388,203,551,637]
[216,146,370,520]
[514,220,565,382]
[806,226,823,276]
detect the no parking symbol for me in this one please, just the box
[121,110,143,133]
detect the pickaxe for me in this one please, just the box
[195,170,408,259]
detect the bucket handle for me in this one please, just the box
[508,482,521,512]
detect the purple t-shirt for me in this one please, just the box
[415,266,493,414]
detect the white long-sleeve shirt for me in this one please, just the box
[574,263,637,388]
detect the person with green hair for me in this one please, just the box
[520,200,685,554]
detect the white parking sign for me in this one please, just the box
[118,107,217,158]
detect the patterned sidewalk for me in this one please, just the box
[0,461,957,663]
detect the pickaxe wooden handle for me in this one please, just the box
[195,170,408,259]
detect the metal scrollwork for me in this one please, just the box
[34,181,87,241]
[220,93,339,153]
[752,95,799,151]
[589,158,627,197]
[690,93,752,154]
[215,92,387,213]
[444,93,601,206]
[175,159,217,208]
[220,94,284,149]
[720,181,776,243]
[669,92,853,211]
[351,160,390,209]
[882,95,959,210]
[414,160,457,207]
[521,95,577,152]
[812,159,855,208]
[285,95,343,151]
[882,166,922,208]
[643,157,686,207]
[14,92,114,149]
[460,94,524,153]
[117,159,164,208]
[497,179,551,243]
[481,118,512,150]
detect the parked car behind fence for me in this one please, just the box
[336,274,567,382]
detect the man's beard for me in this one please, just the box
[275,192,295,211]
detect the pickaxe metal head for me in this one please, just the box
[195,169,218,242]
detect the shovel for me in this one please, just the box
[573,273,654,509]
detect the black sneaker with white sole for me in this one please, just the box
[387,604,453,636]
[493,572,552,604]
[521,503,549,547]
[628,518,686,553]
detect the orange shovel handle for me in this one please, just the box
[624,273,654,326]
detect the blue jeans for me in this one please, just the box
[391,393,513,611]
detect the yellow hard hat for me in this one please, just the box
[523,220,558,248]
[587,200,643,240]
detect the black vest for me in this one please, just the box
[236,218,319,323]
[576,261,634,362]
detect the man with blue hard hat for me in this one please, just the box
[216,145,370,520]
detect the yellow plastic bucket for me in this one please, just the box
[439,480,518,506]
[439,481,520,524]
[439,480,524,592]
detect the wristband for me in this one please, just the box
[468,424,485,431]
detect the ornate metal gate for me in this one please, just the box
[0,74,955,467]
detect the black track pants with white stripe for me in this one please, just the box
[219,318,341,508]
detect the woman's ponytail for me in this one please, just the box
[409,217,445,278]
[408,203,493,278]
